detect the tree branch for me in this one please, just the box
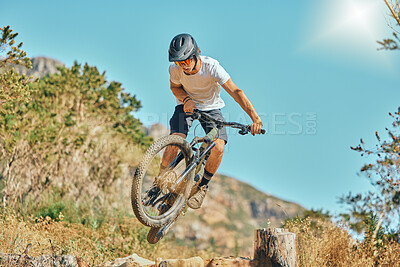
[384,0,400,26]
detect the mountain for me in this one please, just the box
[12,56,64,78]
[10,56,305,256]
[146,123,170,140]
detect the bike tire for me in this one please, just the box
[131,135,195,228]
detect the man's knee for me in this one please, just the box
[212,139,225,155]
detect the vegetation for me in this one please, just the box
[284,217,400,266]
[337,108,400,256]
[0,25,35,115]
[0,25,213,265]
[378,0,400,50]
[0,204,213,266]
[0,24,153,209]
[340,0,400,234]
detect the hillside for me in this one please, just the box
[6,57,305,257]
[11,56,64,78]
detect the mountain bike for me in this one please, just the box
[131,109,265,243]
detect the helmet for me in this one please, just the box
[169,33,199,62]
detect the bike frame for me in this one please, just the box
[166,109,265,193]
[170,126,219,192]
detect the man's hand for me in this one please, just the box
[251,120,263,136]
[184,99,197,114]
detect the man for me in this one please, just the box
[163,33,263,209]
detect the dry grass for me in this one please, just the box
[284,217,400,267]
[0,210,215,266]
[2,200,400,267]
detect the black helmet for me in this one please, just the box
[169,33,199,62]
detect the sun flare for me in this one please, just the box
[305,0,387,51]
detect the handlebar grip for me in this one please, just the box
[261,129,266,134]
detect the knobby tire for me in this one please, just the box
[131,135,195,228]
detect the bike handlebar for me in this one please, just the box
[192,109,266,135]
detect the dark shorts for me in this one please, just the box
[169,105,228,144]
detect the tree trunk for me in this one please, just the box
[253,228,297,267]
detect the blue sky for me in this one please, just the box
[2,0,399,215]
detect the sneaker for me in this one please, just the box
[187,185,208,209]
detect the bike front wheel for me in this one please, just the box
[131,135,195,228]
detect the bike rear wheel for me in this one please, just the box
[131,135,195,228]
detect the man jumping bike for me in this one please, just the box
[131,33,264,243]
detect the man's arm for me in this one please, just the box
[221,78,263,135]
[170,80,197,113]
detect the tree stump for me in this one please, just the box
[253,228,297,267]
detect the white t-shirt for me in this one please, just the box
[169,55,231,111]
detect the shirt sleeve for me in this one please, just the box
[212,61,231,85]
[169,64,181,84]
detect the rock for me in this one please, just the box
[13,56,64,78]
[147,123,170,140]
[205,256,253,267]
[198,203,228,225]
[102,253,155,267]
[250,199,282,219]
[157,256,204,267]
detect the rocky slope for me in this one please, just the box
[12,56,64,78]
[13,56,305,257]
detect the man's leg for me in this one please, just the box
[160,104,190,175]
[197,108,227,187]
[198,138,225,187]
[188,138,225,209]
[159,132,187,174]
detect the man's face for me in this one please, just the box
[175,57,195,72]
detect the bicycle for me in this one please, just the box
[130,109,265,243]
